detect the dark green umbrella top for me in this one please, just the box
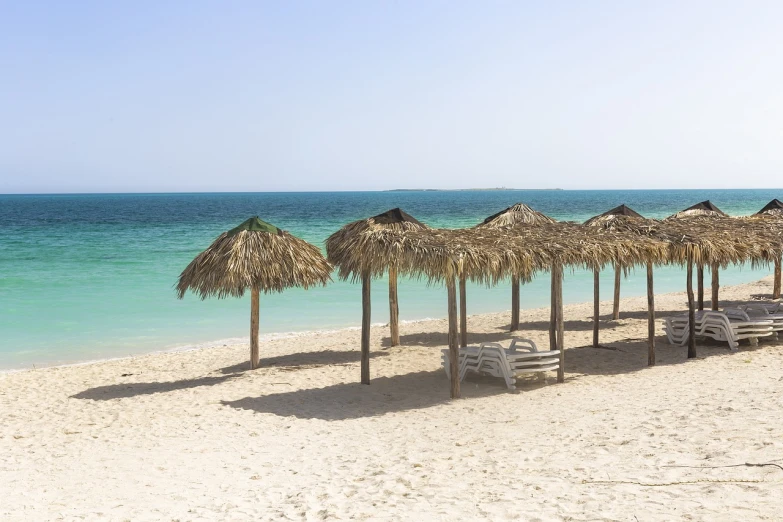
[227,216,282,236]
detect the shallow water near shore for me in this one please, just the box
[0,189,778,369]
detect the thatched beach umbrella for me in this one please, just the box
[476,203,556,331]
[584,204,660,363]
[177,216,332,369]
[668,201,728,311]
[755,199,783,299]
[584,204,646,321]
[326,208,430,384]
[325,208,428,352]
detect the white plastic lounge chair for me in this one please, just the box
[663,310,774,351]
[441,338,559,390]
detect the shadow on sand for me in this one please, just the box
[221,370,530,421]
[72,350,392,401]
[218,350,391,375]
[71,375,238,401]
[566,334,771,377]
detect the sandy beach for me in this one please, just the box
[2,276,783,521]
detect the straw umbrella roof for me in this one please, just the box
[527,221,668,269]
[660,200,783,267]
[654,215,781,268]
[476,221,668,273]
[582,205,661,276]
[177,216,332,299]
[476,202,666,270]
[325,208,431,282]
[472,203,554,281]
[329,207,759,287]
[476,202,556,228]
[668,200,727,219]
[328,217,635,286]
[417,226,547,284]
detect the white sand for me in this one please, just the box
[2,276,783,521]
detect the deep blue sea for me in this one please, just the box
[0,189,779,370]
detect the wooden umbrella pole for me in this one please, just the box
[555,263,565,383]
[711,264,720,311]
[446,273,460,399]
[250,286,260,369]
[774,258,782,300]
[549,267,557,351]
[686,258,697,359]
[612,265,621,320]
[697,265,704,311]
[388,265,400,347]
[510,275,520,331]
[361,272,371,384]
[646,262,655,366]
[459,273,467,348]
[592,268,600,347]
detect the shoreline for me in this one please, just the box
[2,275,776,377]
[0,318,443,375]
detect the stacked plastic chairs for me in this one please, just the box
[441,338,560,390]
[663,310,774,351]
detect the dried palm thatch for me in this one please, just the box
[326,208,429,281]
[477,202,556,228]
[656,216,779,267]
[325,208,430,349]
[391,222,665,283]
[505,221,667,273]
[177,216,332,369]
[178,217,332,298]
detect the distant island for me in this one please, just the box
[385,187,563,192]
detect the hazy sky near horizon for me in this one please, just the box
[2,1,783,193]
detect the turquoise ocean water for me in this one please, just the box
[0,189,779,370]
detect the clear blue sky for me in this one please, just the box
[2,1,782,193]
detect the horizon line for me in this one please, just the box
[3,187,783,196]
